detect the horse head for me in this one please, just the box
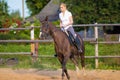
[39,16,50,39]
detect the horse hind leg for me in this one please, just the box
[80,53,86,76]
[70,56,80,77]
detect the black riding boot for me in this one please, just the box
[74,37,82,52]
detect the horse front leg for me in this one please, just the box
[62,56,70,80]
[61,65,65,80]
[64,66,70,80]
[57,56,65,80]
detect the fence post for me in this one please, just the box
[35,39,39,60]
[94,23,99,68]
[84,26,87,38]
[119,34,120,42]
[30,24,35,56]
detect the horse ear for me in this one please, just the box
[45,16,48,21]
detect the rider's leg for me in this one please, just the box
[67,27,82,52]
[67,27,76,39]
[74,36,82,52]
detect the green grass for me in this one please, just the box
[0,43,30,52]
[0,43,120,70]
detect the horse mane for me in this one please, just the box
[48,22,71,51]
[48,22,67,38]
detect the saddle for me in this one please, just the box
[64,31,80,49]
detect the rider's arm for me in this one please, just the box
[60,20,63,28]
[64,16,73,27]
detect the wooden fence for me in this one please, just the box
[0,23,120,68]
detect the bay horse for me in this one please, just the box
[40,17,85,80]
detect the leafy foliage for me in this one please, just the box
[0,1,22,28]
[0,0,9,27]
[63,0,120,24]
[26,0,120,24]
[26,0,50,16]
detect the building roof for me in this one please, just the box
[24,0,60,23]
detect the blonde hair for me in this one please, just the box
[60,3,67,8]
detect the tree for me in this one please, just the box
[0,0,9,28]
[26,0,50,16]
[0,0,8,15]
[5,10,22,28]
[0,0,22,29]
[10,10,21,19]
[0,0,9,32]
[26,0,120,24]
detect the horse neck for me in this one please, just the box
[48,23,65,42]
[49,23,59,37]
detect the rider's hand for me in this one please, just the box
[61,27,65,31]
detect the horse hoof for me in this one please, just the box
[83,72,87,76]
[67,76,70,80]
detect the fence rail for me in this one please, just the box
[34,55,120,58]
[0,27,31,31]
[1,52,119,59]
[73,24,120,27]
[0,52,30,55]
[91,41,120,44]
[0,23,120,31]
[0,40,53,43]
[0,38,96,43]
[0,24,120,68]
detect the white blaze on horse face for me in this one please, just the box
[39,31,42,38]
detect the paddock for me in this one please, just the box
[0,24,120,80]
[0,24,120,68]
[0,68,120,80]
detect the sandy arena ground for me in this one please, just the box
[0,68,120,80]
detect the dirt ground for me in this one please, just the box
[0,68,120,80]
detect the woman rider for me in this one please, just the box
[59,3,82,53]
